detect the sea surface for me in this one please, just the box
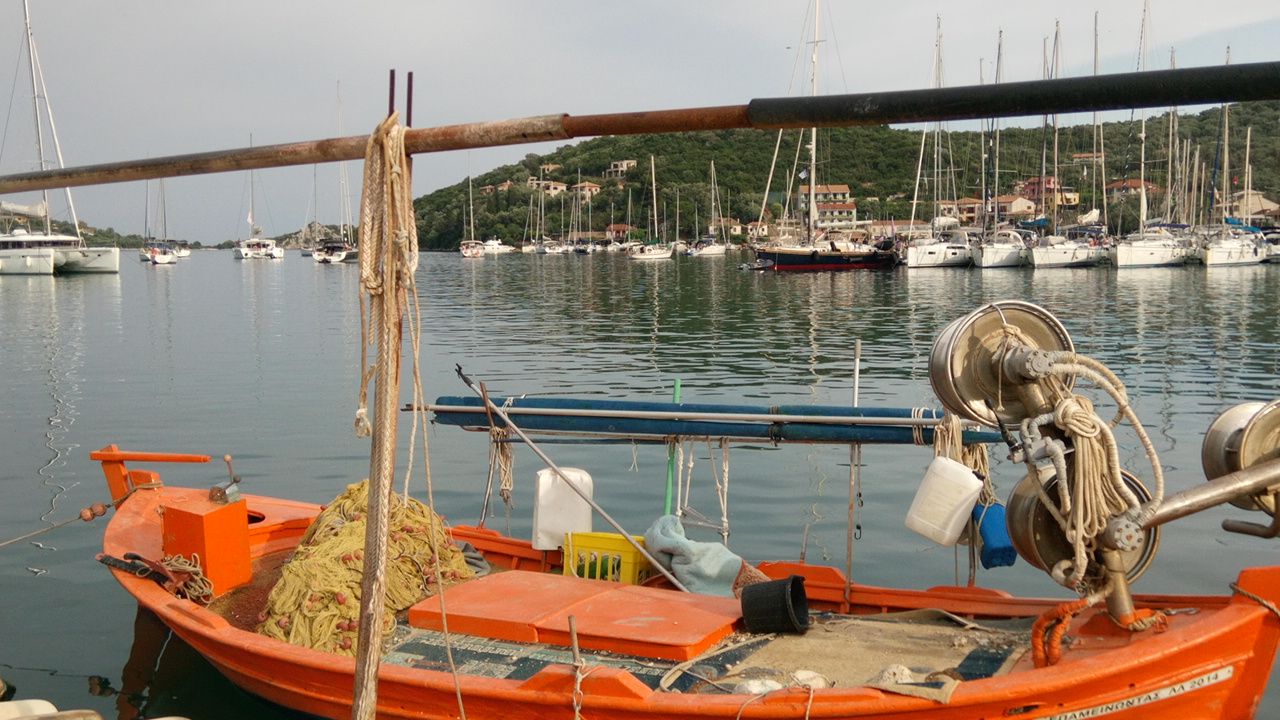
[2,249,1279,718]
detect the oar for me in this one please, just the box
[454,365,689,593]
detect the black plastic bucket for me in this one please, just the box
[740,575,809,634]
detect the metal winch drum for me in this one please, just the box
[928,301,1075,428]
[1202,399,1280,514]
[1005,469,1161,583]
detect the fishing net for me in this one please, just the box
[256,479,475,656]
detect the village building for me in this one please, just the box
[602,160,636,180]
[800,184,861,231]
[1224,189,1279,222]
[707,217,743,237]
[746,221,769,240]
[1014,177,1080,211]
[572,181,601,199]
[1104,178,1159,202]
[605,223,633,241]
[526,178,568,196]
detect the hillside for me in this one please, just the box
[412,100,1280,249]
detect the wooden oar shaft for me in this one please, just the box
[1,61,1277,194]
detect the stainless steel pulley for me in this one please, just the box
[1202,399,1280,514]
[929,301,1074,428]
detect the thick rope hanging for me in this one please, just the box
[350,112,423,720]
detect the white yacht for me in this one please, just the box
[0,225,118,275]
[904,229,976,268]
[628,242,676,260]
[234,238,285,260]
[973,228,1030,268]
[1029,235,1105,269]
[1191,226,1266,266]
[313,240,355,264]
[1109,226,1189,268]
[481,238,516,254]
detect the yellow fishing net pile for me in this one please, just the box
[256,479,475,656]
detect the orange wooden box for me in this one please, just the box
[161,496,251,596]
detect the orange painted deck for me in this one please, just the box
[407,571,743,661]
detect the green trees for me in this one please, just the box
[411,100,1280,248]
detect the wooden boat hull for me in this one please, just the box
[96,454,1280,720]
[754,247,896,271]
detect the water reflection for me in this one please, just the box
[4,251,1280,717]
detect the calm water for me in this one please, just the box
[2,250,1279,718]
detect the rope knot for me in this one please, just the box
[1054,395,1100,438]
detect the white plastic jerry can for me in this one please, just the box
[531,467,593,550]
[905,456,984,546]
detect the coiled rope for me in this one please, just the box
[992,323,1163,591]
[256,479,474,656]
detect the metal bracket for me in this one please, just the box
[1222,492,1280,538]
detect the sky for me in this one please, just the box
[2,0,1278,245]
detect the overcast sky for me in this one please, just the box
[2,1,1278,244]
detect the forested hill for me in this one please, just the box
[412,100,1280,249]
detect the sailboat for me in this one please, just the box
[138,180,177,265]
[314,87,360,264]
[628,156,676,260]
[970,33,1032,270]
[233,162,284,260]
[688,161,730,257]
[1192,80,1265,268]
[1028,25,1104,270]
[0,0,119,276]
[752,1,895,272]
[905,20,974,270]
[1109,6,1189,269]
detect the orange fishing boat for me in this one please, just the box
[92,300,1280,720]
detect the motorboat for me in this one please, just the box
[234,238,285,260]
[313,241,356,264]
[481,238,516,254]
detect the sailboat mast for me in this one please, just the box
[1138,4,1149,230]
[993,31,1003,230]
[1221,48,1231,224]
[932,17,943,226]
[1243,125,1252,224]
[650,155,659,241]
[337,82,352,243]
[22,0,50,233]
[1051,23,1061,233]
[807,0,819,242]
[1165,49,1178,223]
[1093,13,1106,230]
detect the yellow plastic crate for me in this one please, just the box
[563,532,654,584]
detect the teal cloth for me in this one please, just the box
[644,515,744,597]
